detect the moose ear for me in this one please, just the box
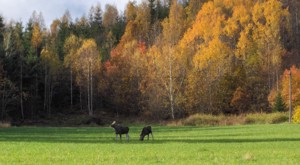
[112,121,116,125]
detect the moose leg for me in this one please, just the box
[126,133,129,141]
[151,133,154,140]
[115,134,118,140]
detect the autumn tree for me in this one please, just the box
[64,34,82,110]
[125,1,137,22]
[76,39,100,116]
[150,0,186,119]
[103,4,118,29]
[180,1,233,114]
[281,66,300,108]
[40,45,60,116]
[31,24,41,49]
[102,4,120,60]
[251,0,289,91]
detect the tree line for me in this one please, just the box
[1,0,300,121]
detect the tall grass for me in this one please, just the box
[181,112,288,126]
[0,122,11,128]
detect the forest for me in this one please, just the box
[1,0,300,123]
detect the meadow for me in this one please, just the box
[0,124,300,164]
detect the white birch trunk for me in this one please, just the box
[169,47,175,119]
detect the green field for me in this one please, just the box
[1,124,300,164]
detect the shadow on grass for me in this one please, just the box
[0,136,300,144]
[1,126,299,144]
[1,135,299,144]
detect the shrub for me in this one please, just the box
[267,112,289,124]
[293,106,300,123]
[244,113,266,124]
[181,112,288,126]
[244,112,288,124]
[0,122,11,128]
[182,114,225,126]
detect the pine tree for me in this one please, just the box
[273,93,286,112]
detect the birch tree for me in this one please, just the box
[159,0,185,119]
[76,39,100,116]
[64,34,82,110]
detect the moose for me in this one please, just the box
[139,126,153,141]
[111,121,130,141]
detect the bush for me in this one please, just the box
[181,112,288,126]
[293,106,300,123]
[182,114,225,126]
[0,122,11,128]
[267,112,289,124]
[244,112,288,124]
[244,114,266,124]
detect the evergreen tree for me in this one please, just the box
[0,16,4,59]
[273,93,286,112]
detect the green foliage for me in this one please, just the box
[272,93,286,112]
[0,125,300,164]
[0,15,4,56]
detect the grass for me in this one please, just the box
[181,112,289,126]
[1,124,300,164]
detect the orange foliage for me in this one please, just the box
[281,65,300,108]
[138,41,147,55]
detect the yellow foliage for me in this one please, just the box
[180,1,225,50]
[41,47,60,75]
[31,23,42,49]
[162,0,185,45]
[293,106,300,124]
[75,39,100,78]
[194,38,231,72]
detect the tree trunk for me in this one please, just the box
[289,71,292,123]
[1,84,5,120]
[169,48,175,120]
[80,85,82,111]
[296,12,299,47]
[90,62,93,116]
[87,63,91,116]
[267,44,271,90]
[49,79,53,117]
[276,68,279,92]
[36,73,38,97]
[70,66,73,110]
[20,56,24,119]
[44,64,47,112]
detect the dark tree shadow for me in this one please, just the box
[1,126,299,144]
